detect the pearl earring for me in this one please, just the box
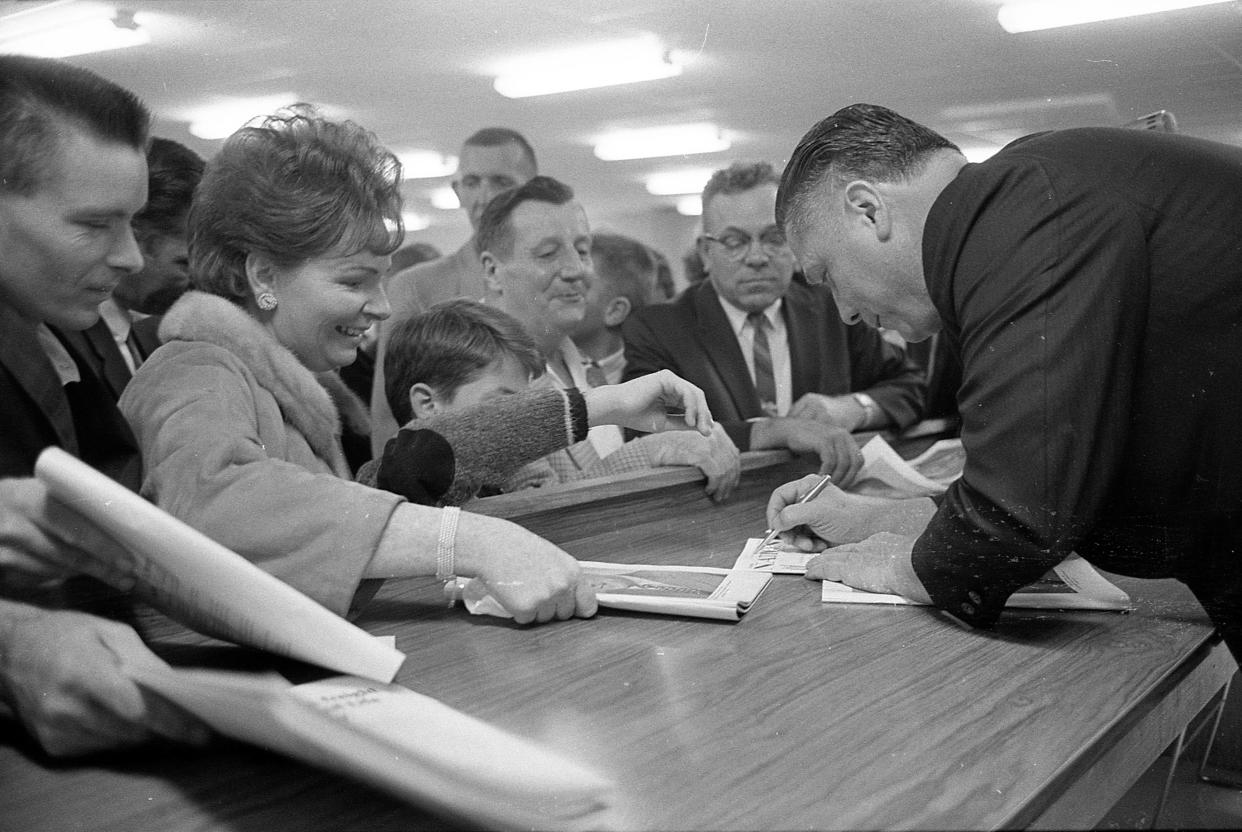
[256,292,278,311]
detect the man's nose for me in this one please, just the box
[742,237,771,265]
[558,251,588,280]
[109,226,145,274]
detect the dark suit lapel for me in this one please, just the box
[60,320,131,400]
[783,282,826,400]
[0,305,79,455]
[692,283,764,416]
[129,315,163,359]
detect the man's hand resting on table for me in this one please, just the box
[634,422,741,503]
[803,533,932,604]
[749,417,864,488]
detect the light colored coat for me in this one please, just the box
[119,291,403,615]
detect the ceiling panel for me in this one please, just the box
[5,0,1241,256]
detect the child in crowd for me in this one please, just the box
[363,299,691,504]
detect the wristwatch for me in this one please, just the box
[851,392,880,430]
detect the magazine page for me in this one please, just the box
[454,563,771,622]
[128,665,614,832]
[34,447,405,683]
[733,537,815,574]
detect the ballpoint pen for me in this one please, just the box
[756,472,834,551]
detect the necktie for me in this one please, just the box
[748,311,777,416]
[584,359,608,389]
[124,332,143,372]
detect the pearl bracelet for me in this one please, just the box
[436,506,460,582]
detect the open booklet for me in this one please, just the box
[128,664,613,832]
[453,562,772,622]
[34,447,404,682]
[733,539,1133,611]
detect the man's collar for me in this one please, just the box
[35,323,81,385]
[716,294,783,337]
[97,297,134,342]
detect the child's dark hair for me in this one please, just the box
[384,299,544,424]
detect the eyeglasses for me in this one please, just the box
[701,227,790,261]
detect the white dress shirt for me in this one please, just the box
[545,336,625,458]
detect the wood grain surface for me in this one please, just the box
[1,452,1232,831]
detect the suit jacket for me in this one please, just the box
[621,280,926,450]
[0,302,141,487]
[58,313,163,401]
[913,127,1242,639]
[130,314,163,356]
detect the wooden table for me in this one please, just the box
[1,452,1234,831]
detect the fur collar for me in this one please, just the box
[159,291,369,473]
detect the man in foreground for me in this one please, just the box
[769,103,1242,660]
[0,55,207,755]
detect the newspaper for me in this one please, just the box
[33,447,405,682]
[129,665,614,831]
[455,562,772,622]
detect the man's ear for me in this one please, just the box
[695,236,712,275]
[842,180,891,242]
[244,252,278,299]
[408,383,440,419]
[480,252,502,296]
[602,295,632,328]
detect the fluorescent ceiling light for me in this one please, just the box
[675,196,703,217]
[186,94,300,140]
[0,4,150,58]
[645,168,716,196]
[997,0,1233,32]
[396,150,458,179]
[401,211,431,232]
[493,34,684,98]
[430,187,460,211]
[595,123,730,162]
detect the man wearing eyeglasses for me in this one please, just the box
[622,162,925,485]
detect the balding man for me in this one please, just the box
[370,127,538,454]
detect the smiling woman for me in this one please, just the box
[115,107,606,626]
